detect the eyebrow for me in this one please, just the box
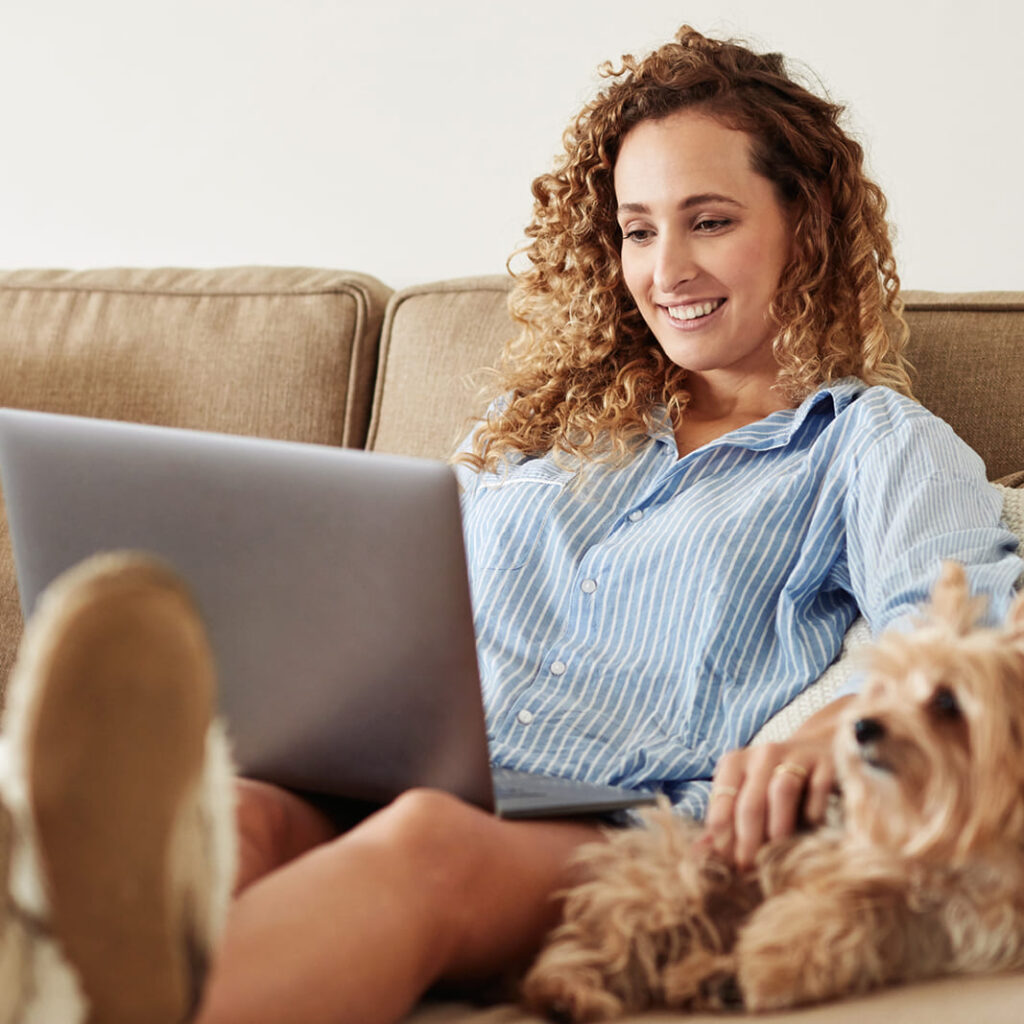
[616,193,746,216]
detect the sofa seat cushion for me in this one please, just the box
[406,969,1024,1023]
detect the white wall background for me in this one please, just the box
[3,0,1021,291]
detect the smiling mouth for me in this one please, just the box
[665,298,725,322]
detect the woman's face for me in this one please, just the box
[614,110,793,385]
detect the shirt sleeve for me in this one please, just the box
[836,411,1021,696]
[451,396,515,507]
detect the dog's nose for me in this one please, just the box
[854,717,885,745]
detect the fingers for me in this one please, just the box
[704,742,836,870]
[764,759,808,839]
[803,756,836,826]
[703,749,745,861]
[733,745,789,869]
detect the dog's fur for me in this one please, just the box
[522,563,1024,1019]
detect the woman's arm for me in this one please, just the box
[704,399,1020,869]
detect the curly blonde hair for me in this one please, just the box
[460,25,911,472]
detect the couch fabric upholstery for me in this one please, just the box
[0,266,1021,1023]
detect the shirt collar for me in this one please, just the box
[649,376,868,454]
[784,376,865,436]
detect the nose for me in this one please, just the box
[854,717,885,745]
[652,234,699,294]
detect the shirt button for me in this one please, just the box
[628,509,644,522]
[550,660,567,676]
[517,709,535,725]
[580,578,598,594]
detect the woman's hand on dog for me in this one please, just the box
[701,696,855,870]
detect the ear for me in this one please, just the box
[927,561,985,635]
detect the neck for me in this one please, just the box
[682,368,792,422]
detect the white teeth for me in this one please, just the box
[667,299,723,321]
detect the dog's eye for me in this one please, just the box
[930,685,961,719]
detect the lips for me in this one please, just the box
[664,298,725,323]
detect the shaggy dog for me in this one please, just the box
[522,563,1024,1019]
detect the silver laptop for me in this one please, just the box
[0,408,654,820]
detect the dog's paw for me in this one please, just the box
[522,967,625,1023]
[699,971,745,1012]
[735,927,834,1011]
[736,957,804,1012]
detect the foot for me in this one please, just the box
[0,552,237,1024]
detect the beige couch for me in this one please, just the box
[0,267,1022,1023]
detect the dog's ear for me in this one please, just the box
[927,561,986,635]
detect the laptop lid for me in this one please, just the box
[0,408,496,811]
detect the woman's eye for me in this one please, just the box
[694,218,730,233]
[622,228,652,243]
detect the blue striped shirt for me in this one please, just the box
[456,379,1021,818]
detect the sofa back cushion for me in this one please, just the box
[899,292,1024,483]
[368,279,1024,484]
[366,276,514,459]
[0,266,391,692]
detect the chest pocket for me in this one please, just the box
[464,477,564,571]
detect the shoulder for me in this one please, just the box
[836,383,934,432]
[455,441,577,506]
[796,380,933,447]
[828,382,981,476]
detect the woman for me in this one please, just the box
[1,24,1019,1024]
[454,24,1017,865]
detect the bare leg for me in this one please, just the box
[232,779,339,893]
[197,787,605,1024]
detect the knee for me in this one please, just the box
[368,788,491,899]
